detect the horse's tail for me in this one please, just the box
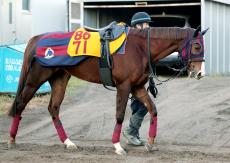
[8,35,40,117]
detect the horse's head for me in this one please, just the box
[180,26,209,79]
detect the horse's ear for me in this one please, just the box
[201,27,209,35]
[193,25,201,37]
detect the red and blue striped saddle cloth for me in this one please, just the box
[35,32,87,67]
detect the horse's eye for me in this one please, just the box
[194,43,200,49]
[191,42,202,55]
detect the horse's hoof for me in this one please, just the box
[64,138,77,150]
[115,148,127,155]
[113,142,127,155]
[66,144,77,150]
[8,141,16,149]
[144,143,159,152]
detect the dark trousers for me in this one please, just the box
[126,99,148,136]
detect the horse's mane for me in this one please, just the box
[129,27,195,40]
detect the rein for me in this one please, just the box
[147,29,158,98]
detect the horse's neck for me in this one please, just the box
[153,39,180,61]
[128,28,191,61]
[151,28,191,61]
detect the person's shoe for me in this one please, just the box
[136,135,146,145]
[123,130,142,146]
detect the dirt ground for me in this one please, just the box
[0,76,230,163]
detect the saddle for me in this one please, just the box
[84,21,127,87]
[84,21,126,41]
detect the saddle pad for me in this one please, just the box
[35,32,87,67]
[67,27,127,57]
[36,32,73,58]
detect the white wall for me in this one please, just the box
[31,0,67,35]
[0,0,16,45]
[15,0,32,44]
[0,0,32,45]
[0,0,67,45]
[0,0,3,45]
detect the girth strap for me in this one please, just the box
[99,29,115,87]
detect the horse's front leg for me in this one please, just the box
[112,82,131,155]
[132,87,158,152]
[48,72,76,149]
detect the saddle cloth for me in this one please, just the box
[36,23,129,67]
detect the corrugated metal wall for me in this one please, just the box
[204,0,230,75]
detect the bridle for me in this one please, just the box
[179,32,205,79]
[179,32,205,63]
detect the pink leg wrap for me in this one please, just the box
[149,116,158,138]
[112,123,122,144]
[53,117,68,143]
[10,114,21,138]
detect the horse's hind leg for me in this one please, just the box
[9,62,55,147]
[132,87,158,152]
[47,70,76,149]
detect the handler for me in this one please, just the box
[123,12,156,146]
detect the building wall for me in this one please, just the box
[15,0,32,44]
[203,0,230,75]
[0,0,67,45]
[0,0,32,45]
[31,0,67,35]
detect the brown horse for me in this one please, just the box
[8,26,208,155]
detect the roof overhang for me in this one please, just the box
[210,0,230,5]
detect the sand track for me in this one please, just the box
[1,77,230,162]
